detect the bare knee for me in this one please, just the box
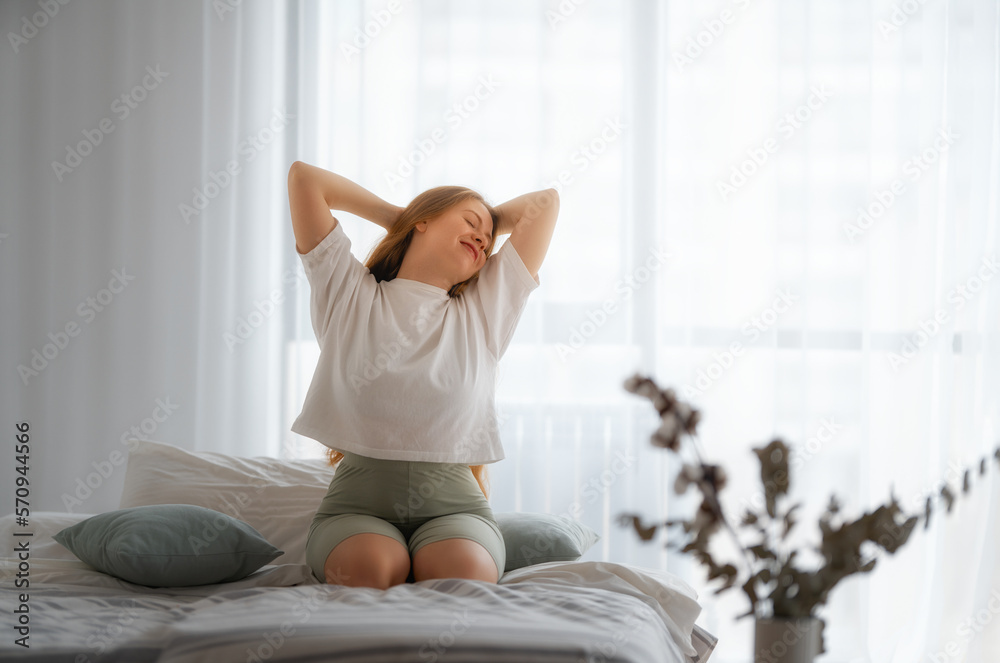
[324,533,410,589]
[412,539,499,583]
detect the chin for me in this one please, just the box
[453,273,475,289]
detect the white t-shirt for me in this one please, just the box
[290,221,539,464]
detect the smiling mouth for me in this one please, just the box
[461,242,477,259]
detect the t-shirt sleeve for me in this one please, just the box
[471,237,541,359]
[296,222,372,343]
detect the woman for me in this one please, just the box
[287,161,559,589]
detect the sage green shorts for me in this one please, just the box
[305,451,505,584]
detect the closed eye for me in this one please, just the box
[466,216,492,242]
[466,219,483,240]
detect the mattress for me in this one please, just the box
[1,557,717,662]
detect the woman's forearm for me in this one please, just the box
[289,161,401,231]
[493,189,559,236]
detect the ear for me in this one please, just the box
[415,220,427,233]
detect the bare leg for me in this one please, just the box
[323,533,411,589]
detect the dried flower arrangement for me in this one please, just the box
[617,373,998,649]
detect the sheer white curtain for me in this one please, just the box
[3,0,998,661]
[652,2,1000,661]
[1,0,297,513]
[288,1,999,661]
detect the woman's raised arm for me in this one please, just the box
[287,161,402,254]
[494,188,560,280]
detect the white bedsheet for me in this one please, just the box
[1,557,717,662]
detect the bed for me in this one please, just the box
[2,440,717,662]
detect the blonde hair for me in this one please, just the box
[325,185,499,499]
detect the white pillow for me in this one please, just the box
[118,439,335,566]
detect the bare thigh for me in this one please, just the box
[323,532,410,589]
[412,538,499,583]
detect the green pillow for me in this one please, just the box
[53,504,282,587]
[496,512,600,572]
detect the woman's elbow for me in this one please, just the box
[540,188,560,218]
[288,160,308,187]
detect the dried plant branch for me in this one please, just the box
[618,372,999,628]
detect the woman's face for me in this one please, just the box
[416,199,494,283]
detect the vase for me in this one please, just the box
[753,617,822,663]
